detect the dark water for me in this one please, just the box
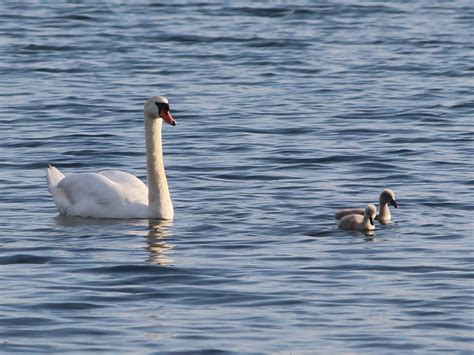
[1,1,473,353]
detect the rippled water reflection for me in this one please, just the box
[0,1,473,353]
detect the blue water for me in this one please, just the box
[1,1,473,353]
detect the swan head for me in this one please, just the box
[144,96,176,126]
[380,189,398,208]
[365,204,377,226]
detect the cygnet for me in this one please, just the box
[338,204,377,231]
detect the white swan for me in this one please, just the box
[338,204,377,231]
[334,189,398,222]
[46,96,176,219]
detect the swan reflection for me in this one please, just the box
[146,219,174,266]
[52,216,175,265]
[52,215,143,228]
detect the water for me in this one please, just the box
[1,1,473,353]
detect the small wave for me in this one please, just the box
[22,44,79,52]
[0,254,54,265]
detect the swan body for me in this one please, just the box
[338,204,377,231]
[334,189,398,222]
[47,96,176,219]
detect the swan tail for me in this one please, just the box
[46,165,70,214]
[47,165,64,188]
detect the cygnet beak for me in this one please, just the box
[369,216,375,226]
[390,199,398,208]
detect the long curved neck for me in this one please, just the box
[145,116,174,220]
[378,199,391,221]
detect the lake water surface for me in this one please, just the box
[0,1,473,353]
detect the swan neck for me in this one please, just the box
[378,201,391,221]
[145,116,174,220]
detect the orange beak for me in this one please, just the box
[159,107,176,126]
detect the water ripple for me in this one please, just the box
[0,0,472,353]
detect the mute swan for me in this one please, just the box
[334,189,398,222]
[338,204,377,231]
[47,96,176,219]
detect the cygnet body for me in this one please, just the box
[338,204,377,231]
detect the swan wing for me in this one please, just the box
[99,170,148,194]
[338,213,365,230]
[57,172,148,218]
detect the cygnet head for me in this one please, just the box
[144,96,176,126]
[380,189,398,208]
[365,204,377,226]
